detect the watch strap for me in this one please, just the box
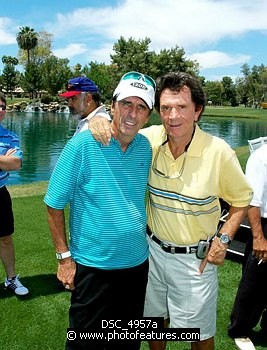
[56,251,71,260]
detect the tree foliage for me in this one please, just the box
[83,62,118,102]
[221,76,238,106]
[2,56,19,66]
[110,36,199,82]
[111,37,154,78]
[204,81,224,105]
[236,64,267,107]
[16,26,38,65]
[152,46,199,78]
[73,63,82,77]
[1,56,19,98]
[41,56,72,96]
[18,31,52,67]
[20,62,42,99]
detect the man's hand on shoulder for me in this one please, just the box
[88,115,112,145]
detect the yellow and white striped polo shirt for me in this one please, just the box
[141,124,253,245]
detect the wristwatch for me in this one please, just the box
[56,251,71,260]
[216,232,232,245]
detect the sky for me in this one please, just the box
[1,0,267,82]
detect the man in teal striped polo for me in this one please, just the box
[44,72,156,350]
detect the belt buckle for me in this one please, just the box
[189,247,197,254]
[160,241,169,251]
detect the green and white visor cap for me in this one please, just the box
[113,72,156,110]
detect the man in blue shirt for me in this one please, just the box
[0,92,29,296]
[44,72,156,350]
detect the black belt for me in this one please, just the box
[146,226,198,254]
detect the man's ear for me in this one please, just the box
[111,101,115,115]
[87,93,93,104]
[194,106,203,122]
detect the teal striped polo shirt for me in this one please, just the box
[44,130,152,269]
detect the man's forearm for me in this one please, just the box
[0,154,21,171]
[47,206,69,253]
[220,205,249,239]
[248,205,264,239]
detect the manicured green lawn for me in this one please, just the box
[203,106,267,119]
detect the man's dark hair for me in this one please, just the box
[154,72,206,119]
[91,92,102,107]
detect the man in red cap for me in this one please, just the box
[60,76,110,135]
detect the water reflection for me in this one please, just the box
[199,117,267,149]
[3,112,267,186]
[3,112,78,185]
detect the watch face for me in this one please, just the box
[220,234,230,244]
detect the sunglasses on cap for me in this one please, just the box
[121,71,156,90]
[0,105,6,111]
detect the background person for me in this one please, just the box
[88,71,253,350]
[44,71,155,350]
[59,76,110,135]
[0,92,29,296]
[228,143,267,350]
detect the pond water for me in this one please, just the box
[3,111,267,186]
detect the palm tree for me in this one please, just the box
[2,55,19,66]
[16,26,38,64]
